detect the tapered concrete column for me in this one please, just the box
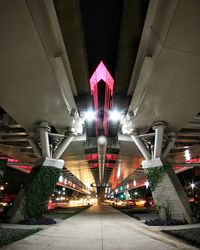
[8,158,64,223]
[98,187,105,203]
[142,159,195,223]
[27,132,42,159]
[38,122,51,158]
[162,132,176,159]
[128,124,194,223]
[53,127,76,159]
[152,122,166,158]
[130,131,151,160]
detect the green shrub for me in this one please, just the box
[24,166,61,219]
[147,167,166,191]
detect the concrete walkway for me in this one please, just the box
[2,204,198,250]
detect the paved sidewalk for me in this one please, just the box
[2,204,198,250]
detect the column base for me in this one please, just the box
[8,159,64,223]
[144,160,195,223]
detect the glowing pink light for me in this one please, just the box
[89,61,114,95]
[89,61,114,136]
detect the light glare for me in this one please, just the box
[84,110,96,122]
[185,149,191,161]
[145,181,149,188]
[109,110,121,122]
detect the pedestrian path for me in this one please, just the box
[2,204,198,250]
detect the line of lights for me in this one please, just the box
[84,109,122,123]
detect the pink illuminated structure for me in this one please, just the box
[89,61,114,135]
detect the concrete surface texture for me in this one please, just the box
[2,204,198,250]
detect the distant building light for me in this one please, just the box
[145,181,149,188]
[185,149,191,161]
[59,176,63,183]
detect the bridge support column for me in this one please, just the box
[124,190,130,200]
[8,123,76,223]
[97,187,105,203]
[130,122,195,223]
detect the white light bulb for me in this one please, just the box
[109,110,121,122]
[84,110,96,122]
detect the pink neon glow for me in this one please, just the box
[85,154,98,161]
[106,154,118,161]
[89,61,114,136]
[0,157,18,163]
[186,158,200,163]
[89,163,99,168]
[89,61,114,95]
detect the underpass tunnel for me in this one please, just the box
[0,0,200,229]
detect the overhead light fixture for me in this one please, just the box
[185,149,191,161]
[84,110,96,122]
[109,110,121,122]
[133,179,137,187]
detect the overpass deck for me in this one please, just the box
[2,205,197,250]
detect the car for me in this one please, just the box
[125,200,135,207]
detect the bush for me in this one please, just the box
[24,165,61,220]
[21,216,56,225]
[145,218,186,226]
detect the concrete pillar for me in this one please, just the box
[152,122,166,158]
[130,131,151,160]
[124,190,130,200]
[38,122,51,158]
[143,160,195,223]
[98,187,105,203]
[128,122,194,223]
[8,158,64,223]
